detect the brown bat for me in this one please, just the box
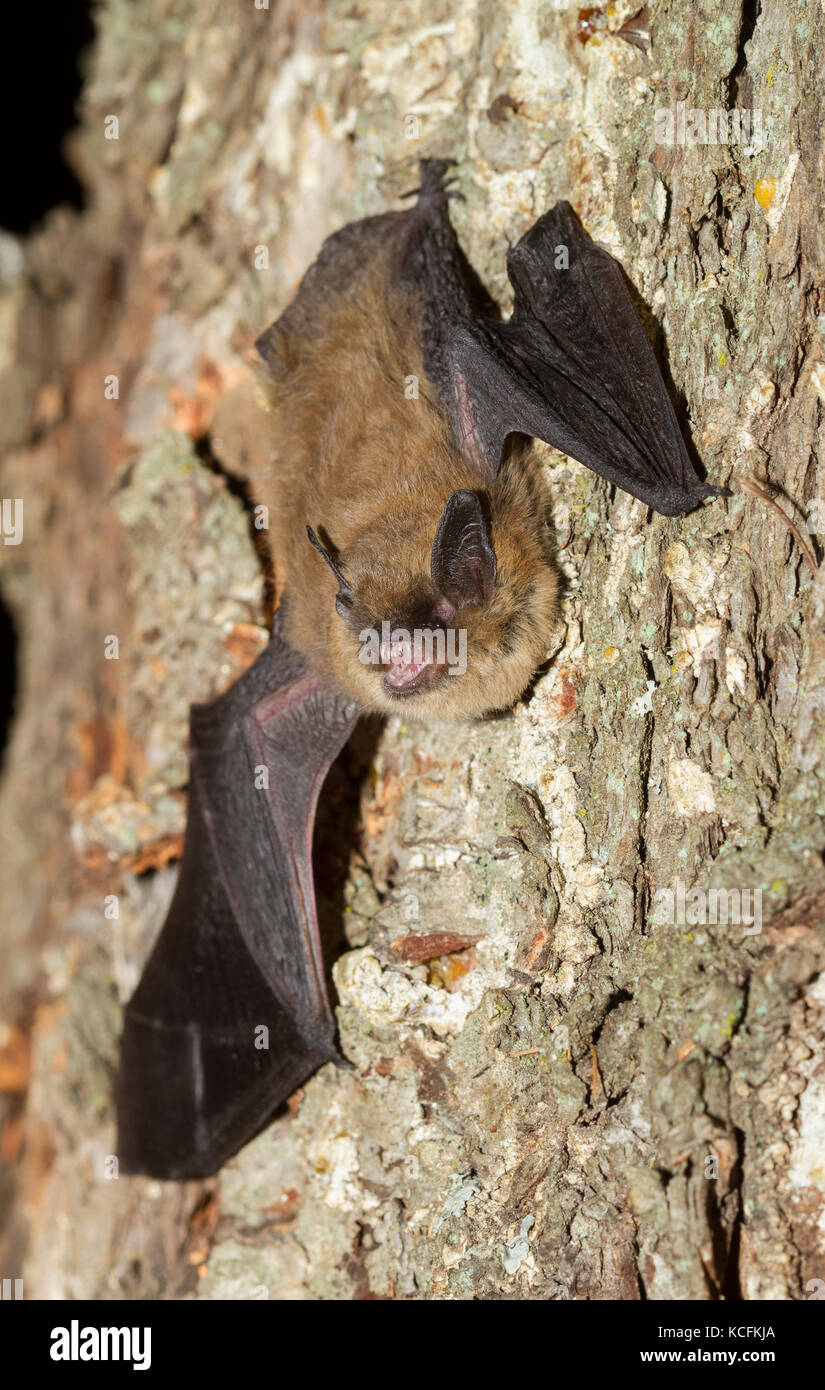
[117,160,725,1178]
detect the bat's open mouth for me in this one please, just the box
[380,633,446,697]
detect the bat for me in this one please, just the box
[117,160,726,1178]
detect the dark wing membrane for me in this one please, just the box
[117,614,358,1180]
[257,164,722,515]
[444,202,725,515]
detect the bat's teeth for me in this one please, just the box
[384,638,434,689]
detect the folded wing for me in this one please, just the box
[407,173,725,515]
[117,613,358,1179]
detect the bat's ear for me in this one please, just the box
[431,490,496,607]
[254,322,288,374]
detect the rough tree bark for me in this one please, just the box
[1,0,824,1300]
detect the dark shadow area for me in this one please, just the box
[0,3,96,233]
[314,715,385,1011]
[728,0,762,108]
[0,593,18,772]
[194,432,279,620]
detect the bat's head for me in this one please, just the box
[308,465,560,720]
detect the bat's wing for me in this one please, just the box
[411,176,726,516]
[255,160,722,514]
[117,613,358,1179]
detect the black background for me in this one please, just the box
[0,2,94,768]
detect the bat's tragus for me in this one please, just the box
[306,524,354,617]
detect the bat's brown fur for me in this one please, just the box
[255,261,559,720]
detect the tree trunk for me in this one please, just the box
[1,0,824,1299]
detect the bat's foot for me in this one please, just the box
[418,157,458,200]
[400,158,462,206]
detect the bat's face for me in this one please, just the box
[313,465,560,721]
